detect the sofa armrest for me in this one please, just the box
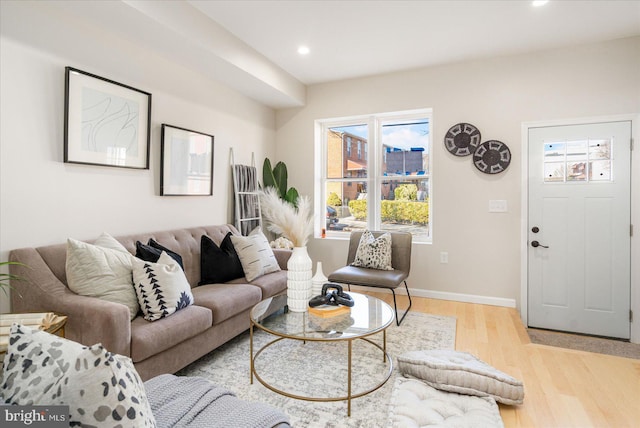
[272,249,292,270]
[9,248,132,356]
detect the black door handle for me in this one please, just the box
[531,241,549,249]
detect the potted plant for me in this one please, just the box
[263,158,299,207]
[0,261,27,298]
[260,178,313,313]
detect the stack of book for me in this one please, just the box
[0,312,67,353]
[308,304,351,318]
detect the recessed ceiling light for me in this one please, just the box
[297,46,310,55]
[532,0,549,6]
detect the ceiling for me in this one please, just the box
[3,1,638,108]
[189,0,640,85]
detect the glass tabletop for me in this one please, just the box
[250,292,394,341]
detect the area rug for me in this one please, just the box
[528,328,640,360]
[177,312,456,427]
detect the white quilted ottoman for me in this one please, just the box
[388,377,504,428]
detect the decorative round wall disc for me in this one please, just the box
[444,123,481,156]
[473,140,511,174]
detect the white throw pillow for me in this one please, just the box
[351,230,393,270]
[132,251,194,321]
[66,233,139,320]
[230,227,281,282]
[1,324,156,427]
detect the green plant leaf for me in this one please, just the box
[0,261,29,297]
[263,158,277,189]
[272,161,288,199]
[284,188,299,208]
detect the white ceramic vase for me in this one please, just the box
[311,261,328,298]
[287,246,313,312]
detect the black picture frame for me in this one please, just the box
[160,124,214,196]
[64,66,151,169]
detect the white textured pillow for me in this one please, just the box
[388,377,504,427]
[66,233,139,320]
[1,324,156,428]
[230,227,281,282]
[398,349,525,405]
[132,251,194,321]
[351,230,393,270]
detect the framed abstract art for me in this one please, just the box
[160,124,214,196]
[64,66,151,169]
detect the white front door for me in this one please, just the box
[527,121,632,339]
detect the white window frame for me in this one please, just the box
[315,108,433,243]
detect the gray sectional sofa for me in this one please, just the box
[9,224,290,381]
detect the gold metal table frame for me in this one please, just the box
[249,293,395,416]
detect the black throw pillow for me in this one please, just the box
[135,239,184,270]
[199,233,245,285]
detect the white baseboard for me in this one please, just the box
[347,285,517,308]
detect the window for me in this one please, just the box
[543,139,612,182]
[316,109,432,243]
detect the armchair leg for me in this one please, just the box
[391,281,412,326]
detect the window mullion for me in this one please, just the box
[369,117,380,231]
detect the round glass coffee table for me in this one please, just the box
[249,292,394,416]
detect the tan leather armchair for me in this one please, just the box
[328,230,412,326]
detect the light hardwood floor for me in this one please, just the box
[366,292,640,428]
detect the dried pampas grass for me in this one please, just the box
[260,187,313,247]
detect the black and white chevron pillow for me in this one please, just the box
[132,251,194,321]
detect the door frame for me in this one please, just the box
[520,114,639,343]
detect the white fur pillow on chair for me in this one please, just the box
[398,349,524,405]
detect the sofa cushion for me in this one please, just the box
[136,239,184,269]
[230,228,280,282]
[227,270,288,299]
[65,233,139,320]
[397,349,525,405]
[1,324,156,427]
[191,283,262,325]
[132,252,194,321]
[130,305,212,362]
[199,233,245,285]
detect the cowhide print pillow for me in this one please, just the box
[351,230,394,271]
[0,324,156,427]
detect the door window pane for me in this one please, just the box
[567,162,587,181]
[544,162,565,182]
[590,140,611,159]
[590,160,611,181]
[566,140,587,161]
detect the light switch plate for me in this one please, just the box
[489,200,507,213]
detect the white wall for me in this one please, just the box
[276,37,640,311]
[0,10,276,312]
